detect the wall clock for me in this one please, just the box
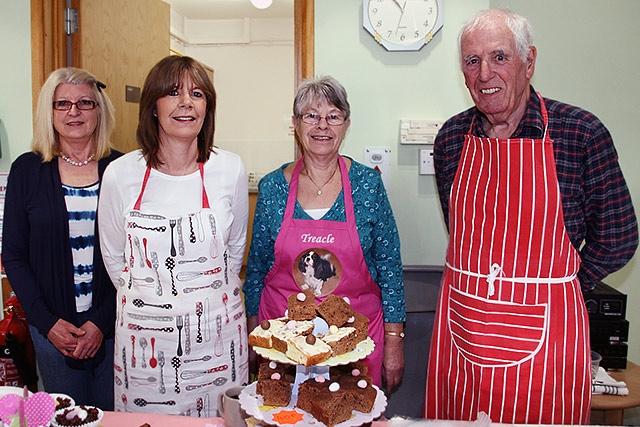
[363,0,443,51]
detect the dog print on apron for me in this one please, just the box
[258,156,384,386]
[114,163,248,416]
[425,95,591,424]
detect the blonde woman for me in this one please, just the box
[2,67,122,409]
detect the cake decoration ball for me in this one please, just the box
[357,379,368,389]
[351,368,361,377]
[271,373,281,380]
[329,382,340,392]
[305,334,316,345]
[296,292,306,301]
[260,320,271,329]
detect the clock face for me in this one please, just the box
[363,0,443,51]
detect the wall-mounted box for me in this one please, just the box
[400,120,443,144]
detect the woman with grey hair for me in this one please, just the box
[2,67,121,409]
[243,75,406,393]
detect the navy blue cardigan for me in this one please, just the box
[2,150,122,368]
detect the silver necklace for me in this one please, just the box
[60,153,94,167]
[306,163,338,196]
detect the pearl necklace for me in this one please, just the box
[306,163,339,196]
[61,153,95,167]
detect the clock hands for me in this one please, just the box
[365,0,442,51]
[395,1,408,34]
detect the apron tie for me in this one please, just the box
[487,263,502,297]
[445,261,578,297]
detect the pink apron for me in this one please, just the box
[425,95,591,424]
[114,163,248,416]
[258,156,384,386]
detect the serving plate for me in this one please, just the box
[239,380,386,427]
[0,386,31,399]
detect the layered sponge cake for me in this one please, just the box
[316,294,354,327]
[256,361,296,406]
[295,363,377,426]
[318,325,358,356]
[285,334,332,366]
[249,294,370,365]
[248,318,287,349]
[248,317,314,354]
[287,290,317,320]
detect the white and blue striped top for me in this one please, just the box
[63,181,99,313]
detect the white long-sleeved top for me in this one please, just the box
[98,149,249,286]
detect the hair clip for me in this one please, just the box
[96,81,107,92]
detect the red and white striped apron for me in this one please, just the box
[425,95,591,424]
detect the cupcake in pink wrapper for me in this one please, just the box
[51,405,103,427]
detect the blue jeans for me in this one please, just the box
[30,322,114,410]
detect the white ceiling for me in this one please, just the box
[164,0,294,20]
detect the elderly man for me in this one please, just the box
[425,8,637,425]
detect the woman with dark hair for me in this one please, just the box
[2,67,121,409]
[98,55,249,415]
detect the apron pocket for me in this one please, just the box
[448,286,547,367]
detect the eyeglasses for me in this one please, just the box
[52,99,99,111]
[298,113,345,126]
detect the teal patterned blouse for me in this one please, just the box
[242,157,406,323]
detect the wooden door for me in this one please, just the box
[75,0,169,153]
[31,0,170,154]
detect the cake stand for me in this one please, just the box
[253,337,375,366]
[239,382,386,427]
[241,337,387,427]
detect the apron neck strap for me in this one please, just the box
[133,162,210,211]
[199,162,210,209]
[133,165,152,211]
[285,156,353,221]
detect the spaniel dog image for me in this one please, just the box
[298,250,336,296]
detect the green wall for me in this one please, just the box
[0,1,33,173]
[315,0,640,367]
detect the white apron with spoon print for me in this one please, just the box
[113,163,248,416]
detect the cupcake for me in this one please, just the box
[51,405,103,427]
[50,393,76,410]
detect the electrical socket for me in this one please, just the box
[419,148,435,175]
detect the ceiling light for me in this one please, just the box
[250,0,273,9]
